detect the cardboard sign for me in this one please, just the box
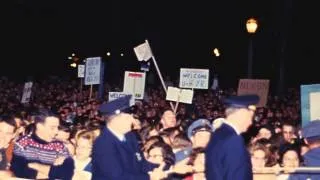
[179,68,209,89]
[123,71,146,100]
[108,92,135,106]
[84,57,101,85]
[237,79,270,107]
[166,86,194,104]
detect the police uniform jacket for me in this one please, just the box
[205,123,253,180]
[92,127,157,180]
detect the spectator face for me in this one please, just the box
[148,128,158,137]
[212,110,219,119]
[258,128,272,140]
[179,107,186,115]
[251,149,266,168]
[161,110,176,129]
[282,150,299,168]
[267,111,274,118]
[205,110,212,119]
[282,125,294,143]
[0,122,15,148]
[75,137,92,159]
[192,130,211,148]
[36,117,59,142]
[275,112,282,118]
[148,147,163,165]
[132,118,141,130]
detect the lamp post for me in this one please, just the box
[246,18,258,78]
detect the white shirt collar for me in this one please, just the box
[224,121,241,135]
[108,127,126,142]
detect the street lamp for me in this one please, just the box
[246,18,258,78]
[213,48,220,57]
[70,62,77,68]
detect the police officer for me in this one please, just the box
[175,119,214,163]
[91,95,167,180]
[205,94,259,180]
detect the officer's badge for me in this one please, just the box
[135,152,142,161]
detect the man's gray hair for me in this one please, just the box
[225,107,240,117]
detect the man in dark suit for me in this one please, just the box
[92,95,167,180]
[205,94,259,180]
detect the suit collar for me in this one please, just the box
[107,126,126,142]
[102,127,133,153]
[223,122,241,135]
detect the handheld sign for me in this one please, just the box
[179,68,209,89]
[301,84,320,127]
[84,57,101,85]
[21,82,33,103]
[166,86,193,104]
[237,79,269,107]
[108,92,135,106]
[78,64,85,78]
[123,71,146,100]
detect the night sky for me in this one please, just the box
[2,0,319,88]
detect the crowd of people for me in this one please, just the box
[0,76,319,180]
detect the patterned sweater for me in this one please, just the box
[10,133,74,180]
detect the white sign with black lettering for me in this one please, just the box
[78,64,85,78]
[179,68,209,89]
[84,57,101,85]
[123,71,146,100]
[108,92,135,106]
[166,86,194,104]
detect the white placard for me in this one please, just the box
[108,92,135,106]
[78,64,85,78]
[310,92,320,120]
[179,68,209,89]
[123,71,146,100]
[84,57,101,85]
[21,82,33,103]
[166,86,194,104]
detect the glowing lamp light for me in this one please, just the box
[213,48,220,57]
[70,63,77,68]
[246,18,258,34]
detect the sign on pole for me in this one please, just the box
[166,86,194,104]
[301,84,320,127]
[78,64,85,78]
[179,68,209,89]
[123,71,146,100]
[84,57,101,85]
[21,82,33,103]
[237,79,270,107]
[108,92,135,106]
